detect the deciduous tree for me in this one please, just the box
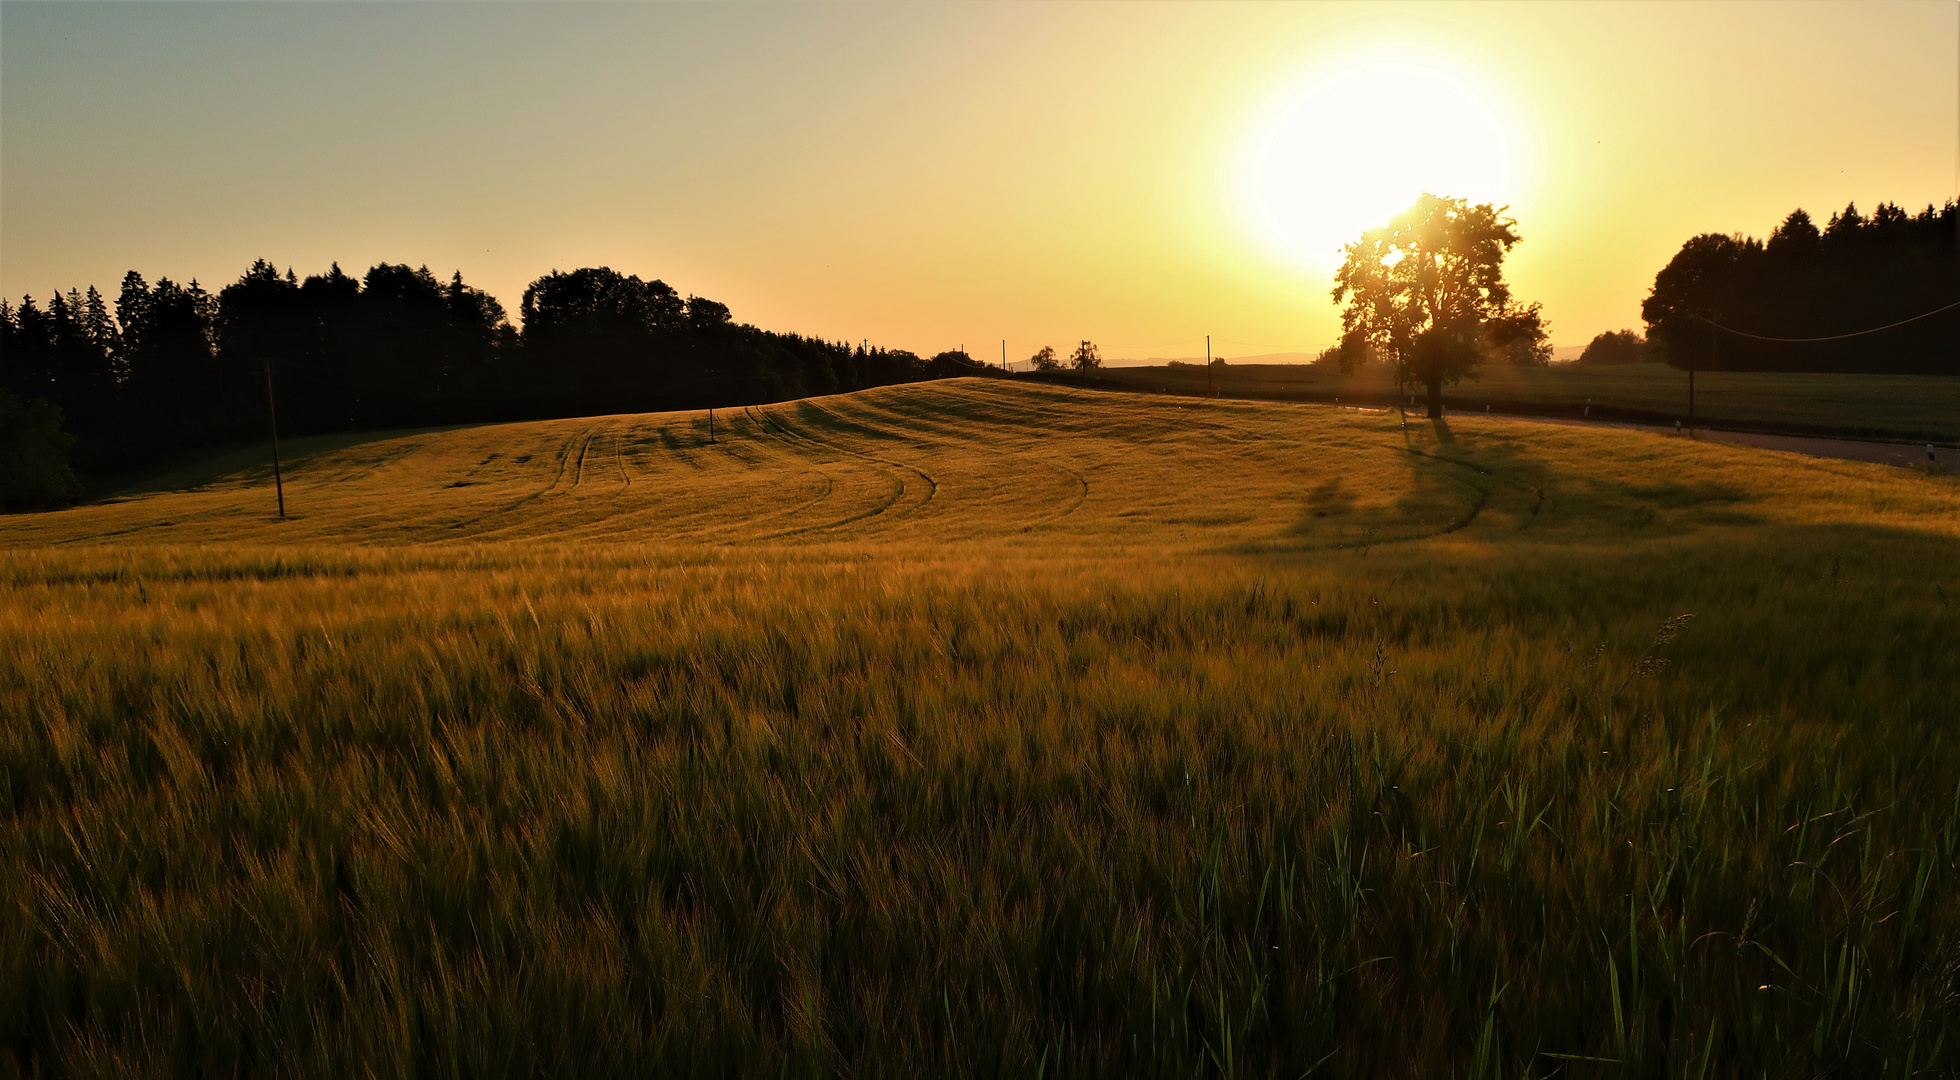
[1578,329,1647,366]
[1331,193,1542,418]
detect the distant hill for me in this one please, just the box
[1110,347,1588,368]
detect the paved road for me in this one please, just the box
[1473,411,1948,468]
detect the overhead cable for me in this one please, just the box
[1692,299,1960,343]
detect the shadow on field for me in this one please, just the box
[91,426,467,501]
[1261,425,1792,555]
[1408,428,1772,541]
[1267,447,1486,552]
[1302,478,1356,520]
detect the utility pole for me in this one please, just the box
[1692,331,1711,434]
[1002,339,1007,372]
[262,360,286,519]
[1206,335,1215,398]
[709,407,716,445]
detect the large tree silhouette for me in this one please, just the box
[1332,193,1546,418]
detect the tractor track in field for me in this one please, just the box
[1387,444,1544,543]
[438,420,607,542]
[1404,445,1546,521]
[1031,458,1091,524]
[536,420,602,500]
[645,406,849,542]
[779,392,1093,535]
[569,421,610,491]
[726,403,909,540]
[781,400,940,531]
[607,421,634,493]
[860,389,1094,527]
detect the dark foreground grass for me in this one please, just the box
[3,529,1957,1078]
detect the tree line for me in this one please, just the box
[1,261,993,506]
[1024,342,1102,373]
[1639,200,1956,374]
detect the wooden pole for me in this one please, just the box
[1694,331,1710,433]
[709,407,716,445]
[1206,335,1214,397]
[262,360,286,519]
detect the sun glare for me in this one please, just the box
[1243,57,1521,271]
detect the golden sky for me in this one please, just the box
[3,1,1954,361]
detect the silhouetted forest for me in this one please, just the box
[1643,201,1957,375]
[1576,329,1648,366]
[0,261,993,486]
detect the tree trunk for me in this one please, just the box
[1426,378,1443,419]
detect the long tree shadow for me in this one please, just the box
[1235,445,1487,555]
[1417,426,1768,539]
[1242,418,1814,558]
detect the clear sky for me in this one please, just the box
[3,1,1955,362]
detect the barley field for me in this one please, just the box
[3,379,1957,1077]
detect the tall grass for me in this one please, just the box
[3,381,1957,1076]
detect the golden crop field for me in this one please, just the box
[3,379,1958,1077]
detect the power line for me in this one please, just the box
[1214,339,1334,352]
[1692,300,1960,343]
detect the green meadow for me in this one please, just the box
[1096,362,1960,445]
[3,380,1957,1077]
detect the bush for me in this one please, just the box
[0,390,83,512]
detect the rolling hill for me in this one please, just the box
[3,380,1958,1076]
[8,378,1953,552]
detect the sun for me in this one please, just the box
[1242,56,1522,271]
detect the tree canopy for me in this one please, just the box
[1578,329,1648,366]
[1331,193,1547,417]
[1641,201,1956,374]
